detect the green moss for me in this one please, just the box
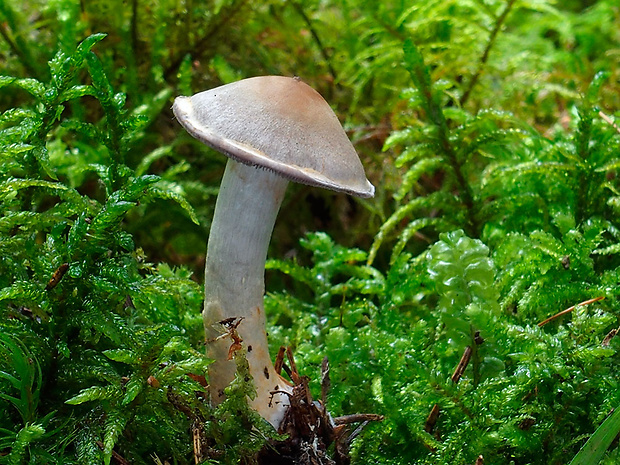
[1,1,619,463]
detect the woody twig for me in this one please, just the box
[538,296,605,327]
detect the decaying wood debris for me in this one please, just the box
[257,347,383,465]
[169,324,383,464]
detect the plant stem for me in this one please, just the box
[0,1,45,80]
[131,0,139,56]
[290,2,339,97]
[164,0,248,81]
[406,41,479,235]
[460,0,516,107]
[203,160,292,428]
[470,326,482,388]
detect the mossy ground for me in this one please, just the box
[1,1,619,464]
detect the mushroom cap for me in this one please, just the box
[173,76,374,198]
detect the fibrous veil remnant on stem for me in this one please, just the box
[173,75,374,429]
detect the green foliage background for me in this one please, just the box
[0,0,619,464]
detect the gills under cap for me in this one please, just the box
[172,75,374,198]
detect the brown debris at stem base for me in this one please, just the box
[169,343,382,464]
[257,347,383,464]
[274,346,286,374]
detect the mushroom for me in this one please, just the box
[173,75,374,429]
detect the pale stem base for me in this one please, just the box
[203,160,293,428]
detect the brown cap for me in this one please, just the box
[173,76,374,198]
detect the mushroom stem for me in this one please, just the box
[204,159,292,428]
